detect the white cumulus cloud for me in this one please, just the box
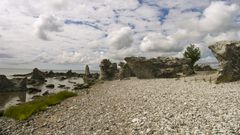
[108,27,134,50]
[34,15,63,40]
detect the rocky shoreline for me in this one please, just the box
[1,72,240,134]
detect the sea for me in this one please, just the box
[0,68,85,77]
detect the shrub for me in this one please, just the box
[4,91,77,120]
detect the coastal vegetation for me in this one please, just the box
[4,91,77,120]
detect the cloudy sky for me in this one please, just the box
[0,0,240,70]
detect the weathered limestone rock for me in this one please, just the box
[124,57,191,79]
[118,62,132,80]
[83,65,92,84]
[85,65,91,77]
[0,75,14,90]
[99,59,118,80]
[31,68,46,83]
[209,41,240,83]
[83,65,99,86]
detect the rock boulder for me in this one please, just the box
[209,41,240,83]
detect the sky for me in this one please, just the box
[0,0,240,70]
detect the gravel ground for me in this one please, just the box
[1,73,240,135]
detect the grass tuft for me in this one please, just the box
[4,91,77,120]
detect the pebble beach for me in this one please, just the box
[1,72,240,135]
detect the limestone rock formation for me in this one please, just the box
[85,65,91,77]
[124,57,191,79]
[118,62,132,80]
[31,68,46,83]
[83,65,99,86]
[83,65,92,84]
[209,41,240,83]
[99,59,118,80]
[0,75,14,90]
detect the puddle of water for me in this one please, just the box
[0,77,83,110]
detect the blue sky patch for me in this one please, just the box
[64,19,102,31]
[182,7,203,13]
[158,8,170,24]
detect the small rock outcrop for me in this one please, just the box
[209,41,240,83]
[99,59,118,80]
[31,68,46,83]
[0,75,14,90]
[124,57,191,79]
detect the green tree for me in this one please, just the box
[183,44,201,69]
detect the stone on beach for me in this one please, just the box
[209,41,240,83]
[46,84,55,89]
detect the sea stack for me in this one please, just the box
[31,68,46,84]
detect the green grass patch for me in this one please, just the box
[4,91,77,120]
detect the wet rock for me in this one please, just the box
[99,59,118,80]
[0,75,14,90]
[32,95,41,99]
[124,57,190,79]
[73,83,90,90]
[209,41,240,83]
[58,76,67,81]
[58,84,66,88]
[42,91,49,96]
[28,88,41,94]
[46,84,55,89]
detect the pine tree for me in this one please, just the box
[183,44,201,69]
